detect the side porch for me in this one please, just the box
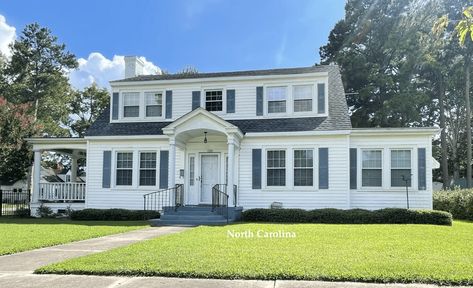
[26,137,88,215]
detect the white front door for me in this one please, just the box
[200,154,219,204]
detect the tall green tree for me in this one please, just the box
[69,83,109,137]
[0,97,38,185]
[434,5,473,187]
[1,23,77,136]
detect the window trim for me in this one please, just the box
[204,89,224,112]
[264,148,288,188]
[138,151,158,187]
[121,92,141,118]
[390,149,413,188]
[144,91,164,119]
[293,148,315,187]
[360,149,383,188]
[292,84,315,114]
[115,151,134,187]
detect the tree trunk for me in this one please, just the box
[438,77,449,189]
[465,54,472,188]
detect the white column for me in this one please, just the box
[169,138,176,188]
[70,156,78,182]
[32,150,42,203]
[227,137,235,207]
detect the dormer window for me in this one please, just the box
[145,92,163,117]
[123,92,140,118]
[293,85,313,112]
[205,90,223,111]
[267,86,287,113]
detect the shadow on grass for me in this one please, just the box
[0,217,148,227]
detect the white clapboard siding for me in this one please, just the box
[237,135,350,210]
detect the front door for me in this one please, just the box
[200,154,219,204]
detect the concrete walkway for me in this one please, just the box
[0,226,470,288]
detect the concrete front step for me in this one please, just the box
[149,218,229,226]
[163,210,219,216]
[160,214,226,221]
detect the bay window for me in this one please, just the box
[267,86,287,113]
[362,150,382,187]
[391,150,411,187]
[267,150,286,186]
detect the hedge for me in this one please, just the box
[242,208,452,226]
[70,209,160,221]
[433,189,473,221]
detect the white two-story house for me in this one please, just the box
[27,56,438,223]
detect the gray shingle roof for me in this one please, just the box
[85,65,351,137]
[112,66,331,82]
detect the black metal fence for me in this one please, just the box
[0,189,30,216]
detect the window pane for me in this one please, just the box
[124,106,139,117]
[362,150,382,168]
[116,169,132,186]
[267,150,285,168]
[123,92,140,105]
[189,156,195,186]
[140,153,156,168]
[293,85,312,100]
[205,90,223,111]
[391,169,411,187]
[362,169,382,187]
[391,150,411,168]
[267,87,286,101]
[146,105,162,117]
[267,169,286,186]
[294,99,312,112]
[294,169,314,186]
[145,92,162,105]
[140,170,156,186]
[268,101,286,113]
[117,153,133,168]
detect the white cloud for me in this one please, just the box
[275,31,288,67]
[0,15,16,57]
[69,53,161,90]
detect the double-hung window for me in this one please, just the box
[391,150,411,187]
[139,152,156,186]
[267,150,286,186]
[145,92,163,117]
[294,149,314,186]
[116,152,133,186]
[123,92,140,118]
[293,85,313,112]
[267,86,287,113]
[205,90,223,111]
[362,150,382,187]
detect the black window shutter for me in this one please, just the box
[192,91,201,110]
[112,93,119,120]
[319,148,329,189]
[160,150,169,189]
[227,89,235,113]
[317,83,326,114]
[252,149,262,189]
[350,148,357,189]
[418,148,426,190]
[256,87,263,116]
[165,90,172,119]
[102,151,111,188]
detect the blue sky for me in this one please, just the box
[0,0,345,87]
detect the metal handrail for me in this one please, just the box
[143,184,184,212]
[212,184,229,223]
[213,184,237,207]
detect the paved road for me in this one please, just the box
[0,226,470,288]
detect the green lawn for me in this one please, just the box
[36,221,473,285]
[0,218,147,255]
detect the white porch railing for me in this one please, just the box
[39,183,86,202]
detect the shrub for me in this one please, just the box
[69,208,160,221]
[36,204,54,218]
[242,208,452,226]
[433,189,473,221]
[15,208,31,218]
